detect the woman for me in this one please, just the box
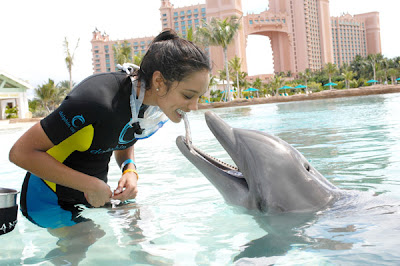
[9,29,211,229]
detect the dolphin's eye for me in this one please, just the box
[304,163,311,172]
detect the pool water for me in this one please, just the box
[1,93,400,265]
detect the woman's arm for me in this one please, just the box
[113,146,138,201]
[9,122,112,207]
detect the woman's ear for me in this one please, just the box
[152,71,166,92]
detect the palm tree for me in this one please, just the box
[366,53,383,81]
[186,26,195,42]
[272,75,284,96]
[229,56,242,98]
[113,41,132,65]
[263,82,274,96]
[342,70,355,89]
[252,78,262,98]
[380,57,390,84]
[376,69,386,84]
[387,68,398,84]
[133,52,144,66]
[35,79,57,114]
[299,68,312,93]
[53,80,72,108]
[238,71,248,96]
[218,69,227,101]
[351,54,367,79]
[208,75,218,102]
[63,37,80,90]
[324,62,338,90]
[196,16,241,101]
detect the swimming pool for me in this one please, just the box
[1,93,400,265]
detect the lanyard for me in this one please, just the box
[117,63,167,144]
[129,78,145,126]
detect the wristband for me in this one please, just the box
[121,159,136,172]
[122,169,139,180]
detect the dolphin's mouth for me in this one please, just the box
[182,137,242,174]
[177,110,247,190]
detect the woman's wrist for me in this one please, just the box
[122,168,139,180]
[121,159,136,172]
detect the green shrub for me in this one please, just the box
[5,105,18,119]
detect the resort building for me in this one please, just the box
[331,12,381,66]
[91,29,154,73]
[91,0,381,75]
[0,70,31,120]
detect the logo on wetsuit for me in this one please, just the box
[59,112,86,133]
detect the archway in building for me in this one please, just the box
[243,10,292,75]
[246,35,273,76]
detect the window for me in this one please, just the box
[180,11,185,15]
[174,12,178,17]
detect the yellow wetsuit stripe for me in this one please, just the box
[44,125,95,191]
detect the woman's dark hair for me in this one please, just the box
[136,29,211,90]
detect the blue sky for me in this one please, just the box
[1,0,398,89]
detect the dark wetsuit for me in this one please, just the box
[20,72,156,229]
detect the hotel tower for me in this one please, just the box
[91,0,381,75]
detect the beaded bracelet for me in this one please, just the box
[121,159,136,172]
[122,169,139,180]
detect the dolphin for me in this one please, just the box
[176,111,343,213]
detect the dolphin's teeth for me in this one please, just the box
[193,145,239,172]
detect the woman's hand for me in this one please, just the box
[112,171,138,202]
[84,179,113,207]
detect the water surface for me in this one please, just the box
[1,93,400,265]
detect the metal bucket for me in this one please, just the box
[0,187,19,235]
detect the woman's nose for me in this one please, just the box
[188,98,199,111]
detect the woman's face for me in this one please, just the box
[157,69,210,123]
